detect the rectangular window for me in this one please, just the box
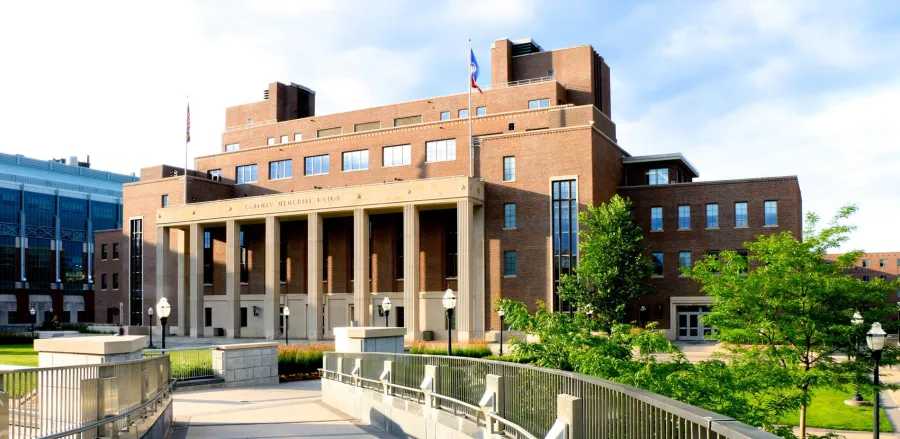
[203,231,213,284]
[101,273,108,290]
[240,307,248,327]
[647,169,669,185]
[101,244,108,261]
[737,249,749,273]
[304,155,330,176]
[552,180,578,313]
[317,127,342,138]
[476,107,486,116]
[225,143,239,152]
[394,115,423,127]
[205,308,212,327]
[679,251,691,270]
[706,204,719,228]
[247,118,252,125]
[236,164,258,184]
[528,99,551,109]
[880,259,887,267]
[426,139,457,162]
[440,111,450,121]
[342,150,370,171]
[267,137,275,146]
[240,230,248,283]
[354,121,381,132]
[209,169,222,181]
[279,241,287,283]
[503,156,516,181]
[735,202,748,227]
[652,252,664,276]
[294,133,302,142]
[446,215,457,279]
[880,275,888,280]
[383,144,411,167]
[678,205,690,229]
[504,251,517,276]
[650,207,663,231]
[764,201,778,226]
[863,275,870,282]
[113,243,120,259]
[269,159,293,180]
[504,204,517,229]
[112,273,119,289]
[161,195,169,207]
[280,135,288,144]
[862,260,869,268]
[458,109,468,118]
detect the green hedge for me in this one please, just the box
[409,342,493,358]
[0,331,35,345]
[278,344,331,377]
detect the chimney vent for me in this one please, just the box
[263,90,270,100]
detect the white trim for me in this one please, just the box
[667,296,714,341]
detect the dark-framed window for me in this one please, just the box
[112,273,119,289]
[735,202,748,227]
[679,251,691,270]
[652,252,664,276]
[764,201,778,226]
[504,204,516,229]
[269,159,293,180]
[279,241,287,283]
[502,157,516,181]
[552,179,578,313]
[205,307,212,327]
[203,230,213,284]
[305,155,330,176]
[113,243,120,260]
[239,231,248,283]
[101,273,108,290]
[240,307,248,327]
[678,205,690,229]
[101,244,108,260]
[650,207,663,231]
[647,169,668,185]
[129,218,142,325]
[446,214,458,279]
[161,195,169,208]
[706,204,719,228]
[504,251,517,276]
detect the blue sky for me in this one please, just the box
[1,0,898,251]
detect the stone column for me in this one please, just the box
[473,204,485,338]
[176,227,190,336]
[155,226,169,326]
[402,204,419,340]
[353,209,370,326]
[456,200,474,341]
[225,220,241,338]
[264,216,281,340]
[189,223,204,338]
[307,213,324,340]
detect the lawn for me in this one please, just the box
[0,344,37,367]
[778,386,891,432]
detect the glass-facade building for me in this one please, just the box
[0,153,135,325]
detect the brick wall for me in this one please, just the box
[93,229,127,324]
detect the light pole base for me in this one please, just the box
[844,392,871,406]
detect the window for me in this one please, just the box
[240,231,248,283]
[203,231,213,285]
[294,133,302,142]
[679,252,691,270]
[267,137,275,146]
[317,127,342,138]
[863,275,870,282]
[440,111,450,121]
[528,99,550,109]
[236,164,258,184]
[504,204,516,229]
[205,308,212,327]
[706,204,719,228]
[548,68,555,76]
[880,275,888,281]
[225,143,239,152]
[209,169,222,181]
[458,109,468,118]
[862,260,870,268]
[426,139,456,162]
[503,156,516,181]
[161,195,169,207]
[394,115,423,127]
[707,250,720,259]
[552,180,578,313]
[113,243,119,259]
[383,144,411,167]
[279,241,287,283]
[647,169,669,185]
[735,202,748,227]
[652,252,664,276]
[764,201,778,226]
[304,155,330,176]
[112,273,119,289]
[101,273,108,290]
[280,135,288,144]
[476,107,486,116]
[354,121,381,132]
[240,307,248,327]
[678,205,690,229]
[504,251,517,276]
[101,244,108,260]
[342,150,370,171]
[650,207,663,231]
[269,159,293,180]
[880,259,887,268]
[737,249,749,273]
[247,118,253,125]
[446,215,457,278]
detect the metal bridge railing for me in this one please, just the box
[322,352,780,439]
[143,346,214,382]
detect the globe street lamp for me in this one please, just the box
[156,298,171,349]
[848,311,866,404]
[29,308,35,340]
[382,297,392,327]
[867,322,887,439]
[497,308,505,356]
[147,307,155,348]
[442,289,457,356]
[284,306,291,345]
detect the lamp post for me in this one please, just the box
[442,289,457,356]
[284,306,290,345]
[29,308,35,339]
[867,322,887,439]
[156,298,171,349]
[639,305,647,327]
[497,308,505,356]
[147,307,155,348]
[848,311,866,404]
[382,297,392,327]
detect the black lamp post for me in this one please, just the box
[156,297,171,350]
[284,306,291,345]
[498,308,505,356]
[29,308,35,340]
[147,307,155,348]
[382,297,392,327]
[850,311,865,403]
[867,322,887,439]
[442,289,456,356]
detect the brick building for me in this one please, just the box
[106,38,802,341]
[826,252,900,286]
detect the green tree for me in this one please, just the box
[558,194,653,329]
[689,205,899,438]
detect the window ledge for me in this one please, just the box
[650,229,664,233]
[425,160,456,164]
[677,228,691,231]
[235,182,258,185]
[764,224,779,228]
[269,177,293,181]
[446,277,458,280]
[705,227,719,230]
[240,282,249,286]
[113,258,119,260]
[203,283,213,287]
[503,179,516,183]
[305,173,330,177]
[735,226,749,229]
[280,281,287,285]
[503,275,517,278]
[503,227,517,231]
[341,168,369,173]
[651,275,664,278]
[678,275,690,278]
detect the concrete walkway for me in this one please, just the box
[172,380,387,439]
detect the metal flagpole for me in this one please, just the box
[468,39,473,178]
[184,95,189,205]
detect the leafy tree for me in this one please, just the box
[689,205,900,438]
[558,195,653,329]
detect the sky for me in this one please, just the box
[0,0,898,251]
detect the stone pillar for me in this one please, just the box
[402,204,419,340]
[456,200,474,341]
[307,213,324,340]
[177,227,190,336]
[264,216,281,340]
[225,220,241,339]
[155,226,169,326]
[473,204,485,338]
[189,223,204,338]
[353,209,370,326]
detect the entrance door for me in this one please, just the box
[676,306,712,340]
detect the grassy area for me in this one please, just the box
[0,343,37,367]
[409,340,493,358]
[778,386,891,432]
[278,343,331,379]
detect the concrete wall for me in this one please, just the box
[211,342,279,387]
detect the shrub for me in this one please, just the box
[278,343,332,378]
[409,340,493,358]
[0,331,35,345]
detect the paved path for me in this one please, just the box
[172,380,386,439]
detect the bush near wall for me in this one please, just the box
[0,331,35,345]
[409,340,493,358]
[278,344,332,381]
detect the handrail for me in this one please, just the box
[144,345,218,353]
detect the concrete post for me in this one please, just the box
[545,394,583,439]
[307,213,324,340]
[380,360,393,395]
[264,216,281,340]
[188,223,204,338]
[456,200,474,341]
[353,209,370,325]
[402,204,419,340]
[421,364,440,409]
[336,357,344,383]
[224,220,241,338]
[155,226,169,326]
[480,374,503,433]
[351,358,362,386]
[176,228,190,336]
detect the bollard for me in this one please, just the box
[380,360,393,395]
[544,394,583,439]
[479,374,504,433]
[420,364,440,409]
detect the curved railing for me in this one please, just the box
[322,352,780,439]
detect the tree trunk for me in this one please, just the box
[799,402,807,438]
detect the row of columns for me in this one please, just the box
[156,202,483,341]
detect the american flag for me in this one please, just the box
[186,103,191,143]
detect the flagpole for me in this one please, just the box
[184,95,189,205]
[468,39,473,179]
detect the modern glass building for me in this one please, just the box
[0,153,136,325]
